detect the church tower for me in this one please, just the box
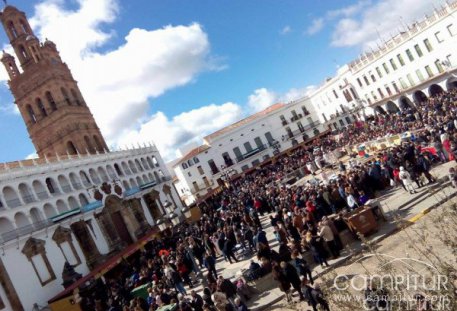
[0,5,109,158]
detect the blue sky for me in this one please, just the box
[0,0,438,162]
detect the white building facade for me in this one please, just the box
[310,1,457,124]
[173,98,326,204]
[0,146,183,310]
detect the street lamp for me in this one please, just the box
[156,218,168,231]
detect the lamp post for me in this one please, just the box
[181,206,192,220]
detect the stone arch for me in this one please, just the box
[3,186,21,208]
[93,135,104,152]
[141,158,149,170]
[14,212,30,228]
[26,104,37,123]
[135,159,143,172]
[114,163,123,176]
[129,178,138,188]
[148,173,154,182]
[0,217,14,235]
[43,203,57,218]
[121,162,130,175]
[128,160,137,173]
[18,182,35,204]
[89,168,101,184]
[136,176,142,186]
[123,180,131,191]
[146,157,154,168]
[36,97,47,117]
[71,89,81,106]
[142,174,148,184]
[79,193,89,207]
[61,87,71,105]
[56,200,68,214]
[45,91,57,111]
[151,156,159,167]
[154,171,160,183]
[69,172,82,190]
[399,97,414,110]
[97,166,109,182]
[413,90,428,104]
[386,101,400,114]
[106,165,116,179]
[84,136,95,154]
[68,196,79,210]
[46,177,60,195]
[79,170,92,187]
[429,84,445,97]
[58,174,72,193]
[30,207,44,223]
[7,20,18,39]
[32,179,48,200]
[374,106,387,115]
[446,77,457,91]
[67,141,78,155]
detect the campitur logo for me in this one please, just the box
[331,254,453,310]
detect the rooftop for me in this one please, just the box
[174,144,211,166]
[203,103,285,142]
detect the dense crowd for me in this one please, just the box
[78,89,457,311]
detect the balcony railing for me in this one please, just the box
[6,198,21,208]
[0,219,54,244]
[290,113,303,122]
[283,121,320,141]
[36,191,49,200]
[236,144,268,163]
[22,194,36,204]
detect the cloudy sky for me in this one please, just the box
[0,0,441,162]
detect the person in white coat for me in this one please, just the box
[399,166,416,194]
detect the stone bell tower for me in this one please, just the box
[0,5,109,158]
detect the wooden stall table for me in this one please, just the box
[344,206,378,236]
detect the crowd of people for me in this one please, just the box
[77,89,457,311]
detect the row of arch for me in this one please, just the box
[26,87,83,124]
[0,155,162,210]
[373,82,454,115]
[0,193,91,237]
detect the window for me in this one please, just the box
[36,98,47,117]
[61,88,71,105]
[363,76,370,85]
[197,165,204,175]
[244,142,253,153]
[188,172,192,177]
[22,238,56,286]
[301,106,310,116]
[46,91,57,111]
[208,159,219,174]
[27,104,37,123]
[350,88,358,100]
[70,89,81,106]
[423,39,433,52]
[333,90,338,98]
[385,86,392,96]
[389,59,397,71]
[377,88,384,98]
[254,137,263,148]
[370,73,376,82]
[339,120,345,126]
[357,78,363,87]
[416,69,425,82]
[392,82,400,93]
[414,44,423,57]
[406,49,414,61]
[193,157,199,164]
[407,74,415,86]
[376,67,383,78]
[399,77,408,89]
[264,132,274,144]
[233,147,243,161]
[425,65,433,78]
[382,63,390,74]
[446,54,453,67]
[371,91,377,101]
[448,24,456,37]
[435,31,443,43]
[434,60,444,73]
[182,163,188,169]
[397,54,405,66]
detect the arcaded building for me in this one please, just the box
[0,5,183,310]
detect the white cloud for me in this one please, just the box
[117,102,243,160]
[306,18,324,35]
[330,0,439,48]
[20,0,217,150]
[280,25,292,35]
[25,152,38,160]
[327,0,372,19]
[281,86,316,102]
[247,88,277,113]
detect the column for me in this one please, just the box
[140,197,155,226]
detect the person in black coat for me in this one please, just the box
[281,261,305,301]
